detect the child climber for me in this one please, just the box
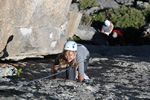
[51,41,90,82]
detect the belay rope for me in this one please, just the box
[16,67,70,90]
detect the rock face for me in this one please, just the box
[68,11,82,37]
[76,25,96,40]
[0,0,75,61]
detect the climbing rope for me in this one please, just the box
[16,67,70,89]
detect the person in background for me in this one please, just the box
[100,20,126,45]
[101,19,114,36]
[51,41,90,82]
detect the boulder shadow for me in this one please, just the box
[0,35,14,59]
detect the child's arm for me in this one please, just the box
[51,64,60,79]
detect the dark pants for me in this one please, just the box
[66,67,76,80]
[56,67,76,80]
[84,55,90,72]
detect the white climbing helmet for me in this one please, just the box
[64,41,77,51]
[104,20,111,27]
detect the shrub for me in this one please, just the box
[80,14,92,26]
[110,6,145,29]
[92,6,145,29]
[79,0,99,10]
[92,12,105,22]
[68,35,81,41]
[142,7,150,23]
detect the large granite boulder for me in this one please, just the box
[76,25,96,40]
[0,0,80,61]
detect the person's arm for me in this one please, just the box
[51,63,68,73]
[100,26,105,33]
[78,73,84,82]
[109,23,114,33]
[77,61,85,82]
[51,65,60,73]
[76,45,90,82]
[51,55,61,78]
[51,64,60,79]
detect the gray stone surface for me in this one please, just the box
[99,0,119,9]
[0,45,150,99]
[76,25,96,40]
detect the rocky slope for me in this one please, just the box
[0,45,150,99]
